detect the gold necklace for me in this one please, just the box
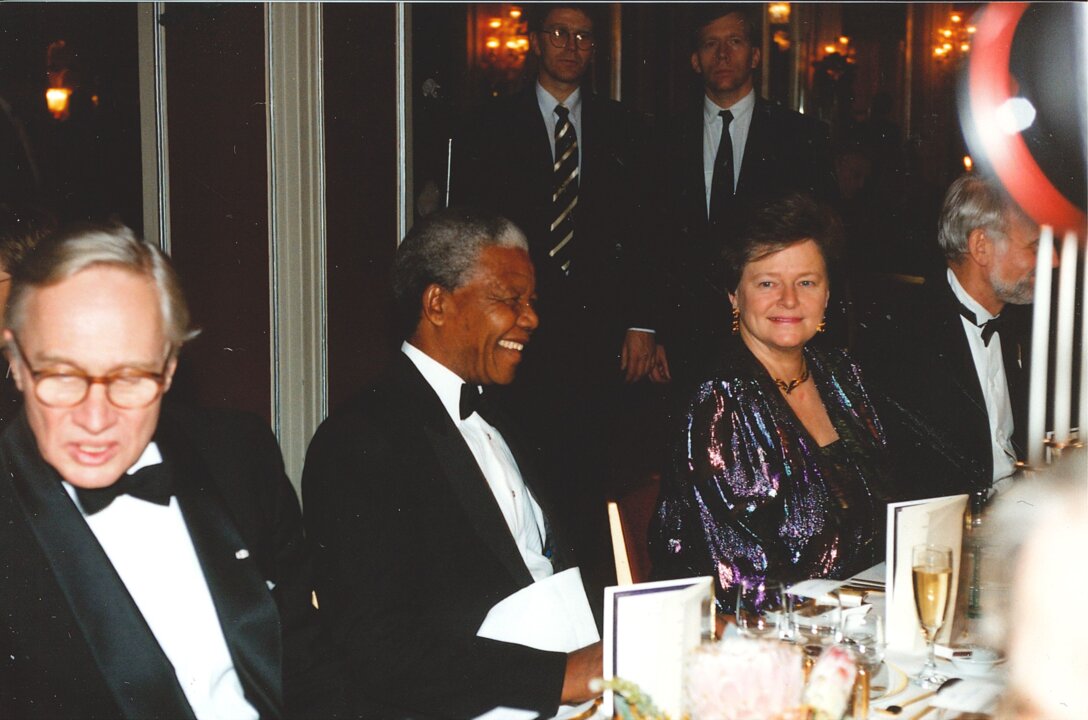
[773,358,809,395]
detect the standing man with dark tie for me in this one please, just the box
[302,207,602,719]
[458,3,660,588]
[657,4,838,387]
[0,222,341,719]
[859,173,1056,500]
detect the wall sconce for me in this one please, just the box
[821,35,855,63]
[45,39,73,121]
[480,4,529,79]
[45,87,71,120]
[768,3,791,25]
[934,9,976,60]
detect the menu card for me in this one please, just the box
[602,577,715,719]
[885,494,968,653]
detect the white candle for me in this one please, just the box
[1052,232,1078,445]
[1081,233,1088,445]
[1027,226,1054,468]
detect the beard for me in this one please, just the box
[991,270,1035,305]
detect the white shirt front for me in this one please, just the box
[702,89,756,216]
[947,269,1018,483]
[66,443,258,720]
[402,342,554,581]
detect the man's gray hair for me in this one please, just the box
[937,173,1024,261]
[392,207,528,339]
[5,221,198,350]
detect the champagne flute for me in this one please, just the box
[735,579,786,639]
[911,544,953,688]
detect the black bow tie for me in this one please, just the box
[956,302,1006,347]
[76,462,174,515]
[459,383,498,425]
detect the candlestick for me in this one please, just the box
[1081,233,1088,446]
[1027,226,1054,467]
[1052,231,1078,446]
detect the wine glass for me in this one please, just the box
[840,608,886,694]
[735,579,787,639]
[789,589,842,658]
[911,544,954,688]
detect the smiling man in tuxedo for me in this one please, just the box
[303,207,601,719]
[0,222,341,719]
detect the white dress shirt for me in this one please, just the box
[702,89,756,215]
[67,442,259,720]
[402,342,554,581]
[947,269,1018,483]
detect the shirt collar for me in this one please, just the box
[947,267,998,323]
[537,82,582,117]
[402,341,470,426]
[703,88,756,124]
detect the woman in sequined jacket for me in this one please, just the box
[650,194,891,610]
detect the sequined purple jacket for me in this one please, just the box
[650,344,890,609]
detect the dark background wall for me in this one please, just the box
[162,3,272,421]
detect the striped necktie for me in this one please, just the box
[709,109,734,225]
[549,104,579,275]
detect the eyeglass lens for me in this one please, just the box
[546,27,593,50]
[36,374,162,409]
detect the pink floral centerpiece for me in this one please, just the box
[684,637,806,720]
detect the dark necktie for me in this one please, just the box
[549,104,579,276]
[76,462,174,515]
[956,302,1006,347]
[459,383,499,426]
[708,109,734,225]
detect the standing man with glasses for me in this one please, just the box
[0,222,342,719]
[458,3,661,591]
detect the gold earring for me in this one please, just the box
[732,307,740,334]
[816,317,827,333]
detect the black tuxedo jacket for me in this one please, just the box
[658,96,838,385]
[457,86,657,384]
[0,403,342,720]
[857,275,1030,499]
[302,354,591,719]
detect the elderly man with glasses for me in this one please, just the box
[0,222,342,719]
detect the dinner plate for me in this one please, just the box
[872,662,910,700]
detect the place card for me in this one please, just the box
[602,576,714,719]
[885,494,969,653]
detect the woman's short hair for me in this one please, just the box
[722,193,842,291]
[392,206,528,339]
[5,221,198,350]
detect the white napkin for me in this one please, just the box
[477,567,599,652]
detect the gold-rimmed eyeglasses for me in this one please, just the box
[9,334,172,409]
[542,25,595,50]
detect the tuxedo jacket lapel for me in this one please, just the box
[933,281,990,417]
[4,416,196,720]
[518,88,554,196]
[682,107,708,236]
[737,101,770,195]
[397,358,536,590]
[161,424,284,719]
